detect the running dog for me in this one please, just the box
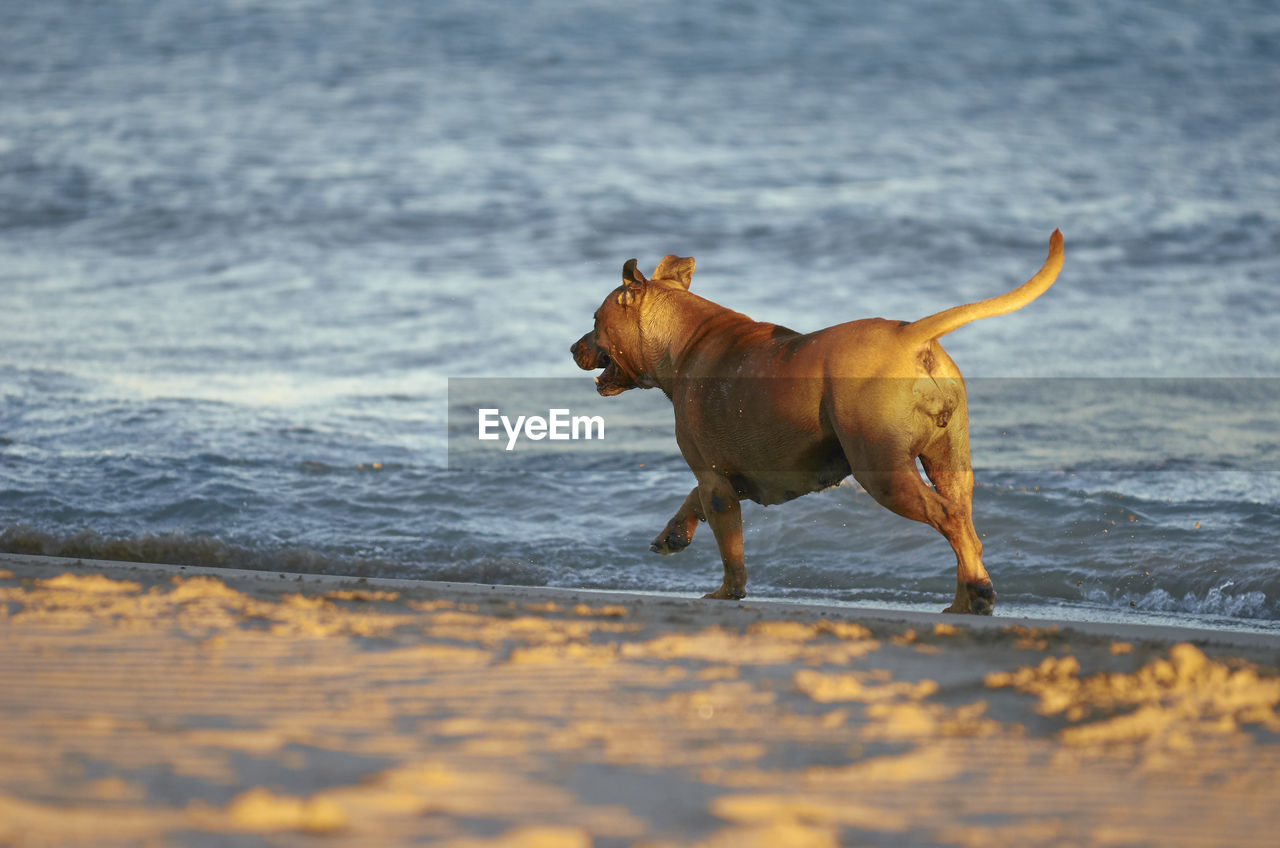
[571,231,1063,614]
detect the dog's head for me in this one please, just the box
[571,255,695,396]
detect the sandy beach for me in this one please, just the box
[1,553,1278,847]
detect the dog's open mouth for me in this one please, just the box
[592,353,628,396]
[573,335,635,396]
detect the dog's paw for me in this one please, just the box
[702,586,747,601]
[650,530,691,555]
[943,581,996,616]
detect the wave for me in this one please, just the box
[0,525,394,579]
[0,524,566,589]
[1084,581,1276,621]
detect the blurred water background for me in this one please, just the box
[2,0,1278,631]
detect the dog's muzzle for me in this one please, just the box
[571,334,602,370]
[571,333,633,396]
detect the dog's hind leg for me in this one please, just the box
[696,478,747,600]
[651,486,705,555]
[918,419,995,615]
[841,433,994,615]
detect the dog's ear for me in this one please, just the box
[617,259,647,307]
[651,255,695,290]
[622,258,648,287]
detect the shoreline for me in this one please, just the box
[6,552,1276,649]
[2,552,1278,845]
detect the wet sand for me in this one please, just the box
[1,552,1278,847]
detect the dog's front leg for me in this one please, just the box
[696,478,747,600]
[651,486,704,555]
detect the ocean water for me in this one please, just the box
[2,0,1278,632]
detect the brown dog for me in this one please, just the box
[571,231,1063,614]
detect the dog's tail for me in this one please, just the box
[903,229,1063,344]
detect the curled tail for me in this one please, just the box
[904,230,1064,344]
